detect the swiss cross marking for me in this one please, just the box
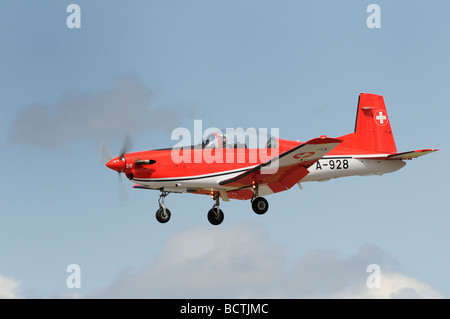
[375,110,388,126]
[293,152,315,160]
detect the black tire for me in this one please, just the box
[207,208,224,226]
[252,197,269,215]
[156,207,171,223]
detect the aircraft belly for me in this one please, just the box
[133,170,243,191]
[303,158,406,182]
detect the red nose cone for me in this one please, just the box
[106,157,125,172]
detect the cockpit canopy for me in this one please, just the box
[200,128,278,149]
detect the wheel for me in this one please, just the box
[156,207,171,223]
[252,197,269,215]
[207,208,224,226]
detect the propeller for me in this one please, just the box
[101,132,134,205]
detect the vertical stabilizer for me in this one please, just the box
[350,93,397,153]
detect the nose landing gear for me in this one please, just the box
[155,191,171,223]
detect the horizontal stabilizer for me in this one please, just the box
[355,149,438,160]
[387,149,438,160]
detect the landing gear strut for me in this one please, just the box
[207,193,224,226]
[155,191,171,223]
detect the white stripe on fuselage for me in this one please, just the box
[132,165,256,190]
[132,156,406,192]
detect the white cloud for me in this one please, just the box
[90,223,284,298]
[336,272,442,299]
[9,73,194,148]
[89,222,442,299]
[0,274,23,299]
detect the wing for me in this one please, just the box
[219,137,342,199]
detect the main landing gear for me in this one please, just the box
[251,184,269,215]
[251,196,269,215]
[153,187,269,225]
[207,193,224,226]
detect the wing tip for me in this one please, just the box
[306,136,343,145]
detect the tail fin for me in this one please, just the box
[345,93,397,153]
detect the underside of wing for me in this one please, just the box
[218,137,342,197]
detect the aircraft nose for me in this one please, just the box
[106,157,125,172]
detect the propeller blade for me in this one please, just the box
[120,131,134,157]
[118,172,129,206]
[99,140,114,164]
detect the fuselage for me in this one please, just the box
[111,137,406,195]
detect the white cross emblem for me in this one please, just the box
[375,110,387,126]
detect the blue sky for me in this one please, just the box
[0,0,448,298]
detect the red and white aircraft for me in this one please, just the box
[106,93,437,225]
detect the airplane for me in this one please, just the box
[105,93,438,225]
